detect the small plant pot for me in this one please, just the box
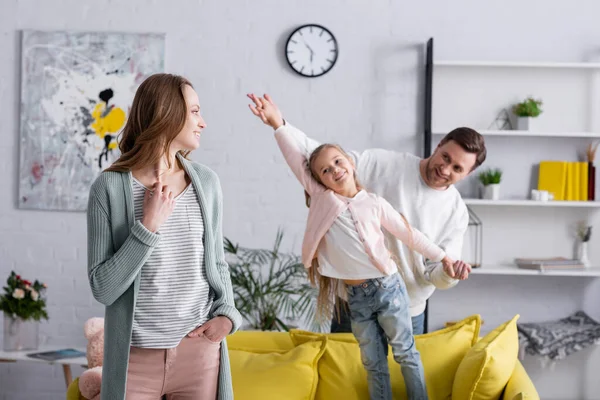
[516,117,538,131]
[482,184,500,200]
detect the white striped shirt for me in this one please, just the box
[130,176,213,348]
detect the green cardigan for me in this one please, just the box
[86,154,242,400]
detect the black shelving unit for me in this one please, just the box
[422,37,434,333]
[424,38,434,160]
[421,37,482,333]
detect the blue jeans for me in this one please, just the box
[332,302,426,336]
[346,273,428,400]
[411,312,425,335]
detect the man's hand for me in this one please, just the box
[247,93,284,130]
[187,316,233,343]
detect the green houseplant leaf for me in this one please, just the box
[512,97,543,117]
[478,168,502,186]
[225,230,320,331]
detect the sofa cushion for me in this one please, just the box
[290,314,481,400]
[453,315,520,400]
[230,339,327,400]
[227,330,295,353]
[501,360,540,400]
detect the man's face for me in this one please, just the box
[424,140,477,189]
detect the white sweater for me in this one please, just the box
[285,123,469,316]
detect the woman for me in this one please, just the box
[87,73,241,400]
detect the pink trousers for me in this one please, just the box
[125,336,221,400]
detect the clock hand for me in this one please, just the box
[303,42,314,63]
[303,39,314,53]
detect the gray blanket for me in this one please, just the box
[517,311,600,360]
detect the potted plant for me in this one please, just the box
[478,168,502,200]
[225,231,320,332]
[0,271,48,351]
[512,97,543,131]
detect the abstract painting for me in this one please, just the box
[18,30,165,211]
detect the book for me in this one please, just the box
[566,162,573,200]
[579,161,589,201]
[589,163,596,201]
[538,161,567,201]
[514,257,585,271]
[27,348,86,361]
[573,161,581,201]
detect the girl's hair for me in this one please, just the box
[304,144,417,322]
[308,257,344,324]
[105,73,193,172]
[305,144,358,321]
[304,143,361,207]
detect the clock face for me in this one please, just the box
[285,24,338,78]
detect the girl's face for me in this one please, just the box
[312,147,357,194]
[171,85,207,152]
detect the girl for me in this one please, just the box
[247,93,466,400]
[87,73,241,400]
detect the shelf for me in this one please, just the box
[463,199,600,207]
[434,60,600,69]
[432,130,600,138]
[470,264,600,277]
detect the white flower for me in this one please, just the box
[24,285,31,291]
[12,288,25,299]
[30,290,39,301]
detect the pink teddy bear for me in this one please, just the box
[78,317,104,400]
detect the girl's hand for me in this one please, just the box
[452,260,471,280]
[247,93,284,130]
[442,256,471,280]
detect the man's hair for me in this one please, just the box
[438,127,486,171]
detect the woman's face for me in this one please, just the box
[172,85,206,152]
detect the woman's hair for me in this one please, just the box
[105,73,193,172]
[303,143,415,322]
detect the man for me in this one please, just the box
[248,93,486,335]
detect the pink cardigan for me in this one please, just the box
[275,125,446,275]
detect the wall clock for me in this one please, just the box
[285,24,338,78]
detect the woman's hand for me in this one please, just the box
[187,316,233,343]
[141,180,175,233]
[247,93,284,130]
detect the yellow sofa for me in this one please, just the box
[67,315,539,400]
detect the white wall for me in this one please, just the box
[2,0,600,398]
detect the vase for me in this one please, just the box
[482,184,500,200]
[516,116,540,131]
[3,314,39,351]
[576,241,591,267]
